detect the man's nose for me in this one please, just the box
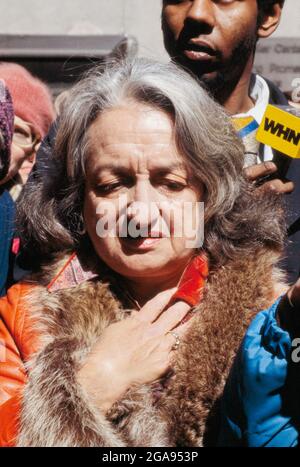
[186,0,215,30]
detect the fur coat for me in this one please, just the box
[17,248,285,447]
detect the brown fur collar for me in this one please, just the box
[17,249,286,447]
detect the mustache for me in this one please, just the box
[175,24,221,60]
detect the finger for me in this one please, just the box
[138,287,178,323]
[259,179,294,194]
[155,300,191,334]
[244,162,277,181]
[164,319,194,351]
[172,318,194,337]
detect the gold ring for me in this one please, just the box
[167,331,181,351]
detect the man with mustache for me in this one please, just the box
[162,0,300,284]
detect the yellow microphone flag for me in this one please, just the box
[256,105,300,158]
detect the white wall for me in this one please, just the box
[0,0,168,60]
[273,0,300,38]
[0,0,298,61]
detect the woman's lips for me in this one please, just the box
[121,235,165,251]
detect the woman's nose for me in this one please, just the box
[126,181,160,232]
[186,0,215,30]
[127,202,153,233]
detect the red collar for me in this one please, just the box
[47,252,209,307]
[170,255,208,307]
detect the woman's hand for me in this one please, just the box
[77,288,191,413]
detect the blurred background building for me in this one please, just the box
[0,0,298,96]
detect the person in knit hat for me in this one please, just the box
[0,80,15,296]
[0,62,55,186]
[0,80,14,181]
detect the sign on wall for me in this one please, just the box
[254,38,300,94]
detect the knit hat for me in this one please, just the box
[0,80,14,181]
[0,62,55,138]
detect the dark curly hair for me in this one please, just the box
[257,0,285,26]
[257,0,285,9]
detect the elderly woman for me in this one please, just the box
[0,59,294,447]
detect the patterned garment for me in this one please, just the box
[232,116,260,168]
[47,251,209,310]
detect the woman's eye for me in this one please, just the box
[96,179,133,195]
[160,180,186,191]
[217,0,235,4]
[96,182,123,194]
[14,128,27,136]
[14,127,31,140]
[163,0,186,4]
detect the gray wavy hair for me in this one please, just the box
[17,58,284,270]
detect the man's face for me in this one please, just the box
[162,0,259,98]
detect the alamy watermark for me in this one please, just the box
[292,338,300,363]
[291,78,300,103]
[95,196,205,249]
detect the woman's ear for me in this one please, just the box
[257,4,283,39]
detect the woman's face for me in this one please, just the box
[84,103,204,281]
[0,115,40,184]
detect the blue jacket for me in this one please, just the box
[0,188,15,297]
[219,298,300,447]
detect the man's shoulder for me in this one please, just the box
[262,77,289,106]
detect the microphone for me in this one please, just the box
[256,105,300,159]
